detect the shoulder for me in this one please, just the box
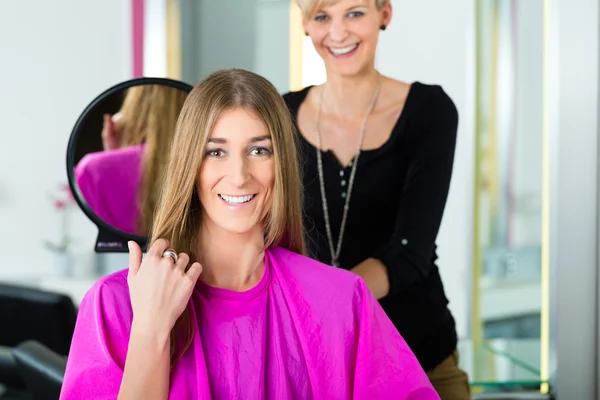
[410,82,458,122]
[76,145,144,171]
[281,86,313,115]
[70,269,132,356]
[269,247,366,299]
[74,145,145,184]
[62,269,132,390]
[401,82,458,146]
[80,269,131,319]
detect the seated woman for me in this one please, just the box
[74,84,187,235]
[60,69,439,400]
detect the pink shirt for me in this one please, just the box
[74,145,145,235]
[60,247,439,399]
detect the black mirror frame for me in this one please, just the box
[66,77,194,253]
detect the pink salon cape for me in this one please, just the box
[74,144,145,235]
[60,247,439,399]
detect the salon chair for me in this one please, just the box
[0,345,29,399]
[0,283,76,398]
[0,283,77,355]
[11,341,66,400]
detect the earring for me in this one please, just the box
[380,25,387,31]
[305,31,309,36]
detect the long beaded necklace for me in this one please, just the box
[313,73,382,267]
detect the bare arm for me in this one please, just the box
[118,324,170,400]
[118,240,202,400]
[351,258,389,300]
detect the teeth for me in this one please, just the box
[329,44,358,55]
[219,194,254,204]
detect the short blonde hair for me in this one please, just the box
[296,0,390,19]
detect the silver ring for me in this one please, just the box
[162,249,178,264]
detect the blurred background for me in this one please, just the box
[0,0,598,399]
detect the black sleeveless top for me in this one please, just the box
[283,82,459,371]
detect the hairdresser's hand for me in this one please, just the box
[127,239,203,340]
[101,113,120,150]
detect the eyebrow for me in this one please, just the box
[207,135,272,144]
[346,3,367,11]
[317,3,366,14]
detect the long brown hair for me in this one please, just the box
[149,69,306,364]
[116,84,188,234]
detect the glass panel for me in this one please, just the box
[472,0,548,393]
[474,0,545,340]
[459,339,546,393]
[161,0,292,92]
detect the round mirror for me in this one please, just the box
[66,77,193,252]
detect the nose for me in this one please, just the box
[228,155,250,187]
[329,18,348,42]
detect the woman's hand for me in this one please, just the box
[127,239,203,340]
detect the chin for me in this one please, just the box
[334,66,365,77]
[325,59,370,78]
[320,48,372,75]
[215,219,261,236]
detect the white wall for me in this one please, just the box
[0,1,132,280]
[375,0,475,339]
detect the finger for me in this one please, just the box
[149,238,170,258]
[127,241,143,277]
[185,262,203,284]
[174,253,190,273]
[106,116,116,138]
[102,114,111,135]
[101,115,112,150]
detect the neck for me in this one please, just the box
[197,223,265,291]
[322,67,381,119]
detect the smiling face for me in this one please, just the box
[196,107,275,237]
[303,0,391,77]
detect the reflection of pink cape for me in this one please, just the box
[74,144,145,234]
[60,247,439,399]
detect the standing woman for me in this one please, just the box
[283,0,470,398]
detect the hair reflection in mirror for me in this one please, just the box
[75,84,188,235]
[116,85,188,234]
[148,69,305,364]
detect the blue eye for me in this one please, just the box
[348,11,364,18]
[314,14,328,22]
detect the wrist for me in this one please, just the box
[130,318,171,351]
[352,258,390,299]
